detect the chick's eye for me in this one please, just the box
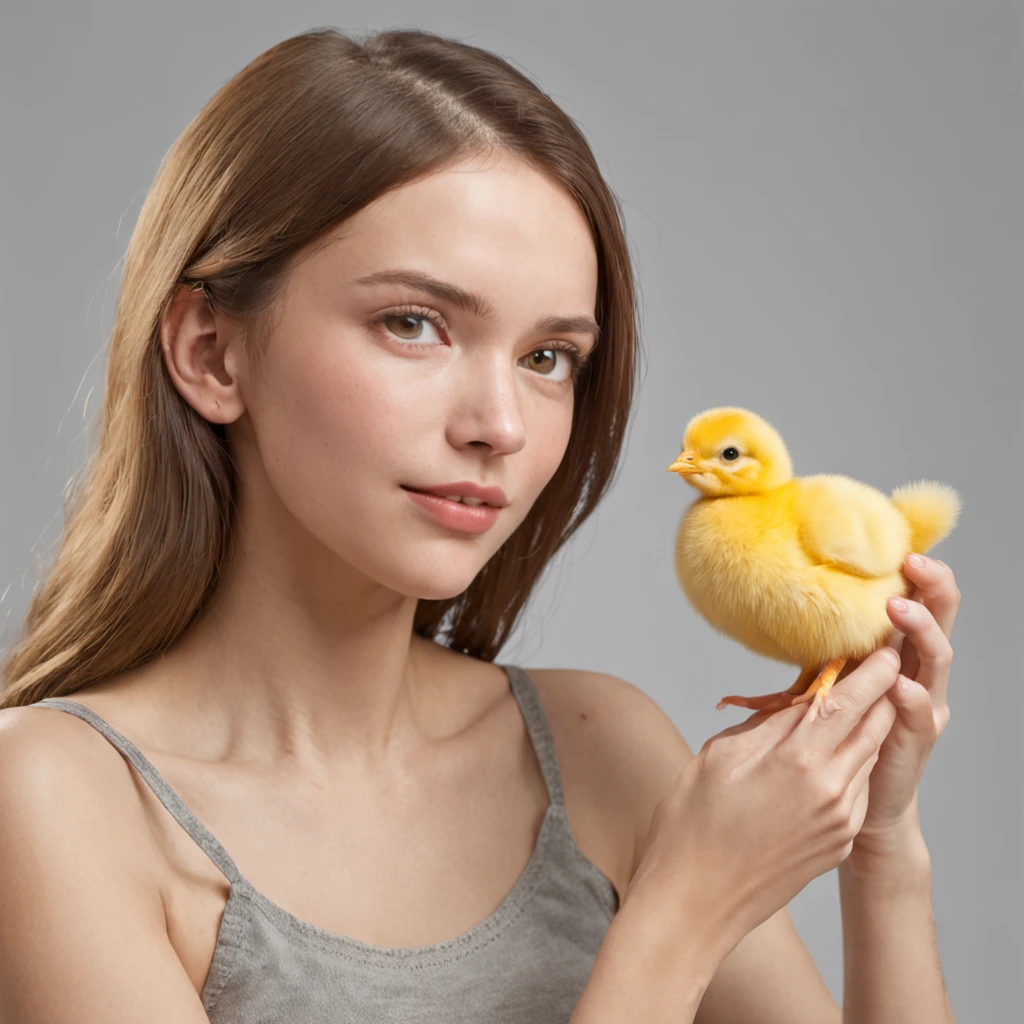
[722,447,741,461]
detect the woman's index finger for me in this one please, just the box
[789,647,902,751]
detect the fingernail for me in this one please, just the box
[889,597,909,612]
[907,553,926,569]
[897,674,909,692]
[881,647,901,667]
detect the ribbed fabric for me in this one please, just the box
[32,663,619,1022]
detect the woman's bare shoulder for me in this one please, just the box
[1,698,118,766]
[3,692,123,762]
[524,667,695,894]
[0,699,165,878]
[0,704,210,1021]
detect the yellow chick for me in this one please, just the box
[667,407,961,719]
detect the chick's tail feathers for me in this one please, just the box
[890,480,962,553]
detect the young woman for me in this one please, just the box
[0,27,958,1024]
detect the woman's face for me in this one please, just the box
[229,151,600,600]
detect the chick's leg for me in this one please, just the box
[787,658,847,722]
[716,660,847,719]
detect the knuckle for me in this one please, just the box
[789,748,818,776]
[817,770,847,806]
[826,805,859,848]
[700,739,735,772]
[700,734,725,758]
[875,647,901,673]
[822,690,858,717]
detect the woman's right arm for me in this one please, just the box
[0,713,213,1024]
[571,880,736,1021]
[568,647,903,1024]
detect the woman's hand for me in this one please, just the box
[625,648,901,950]
[851,553,960,857]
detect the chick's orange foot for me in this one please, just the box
[716,658,848,720]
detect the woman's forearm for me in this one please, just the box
[839,819,955,1024]
[570,886,736,1024]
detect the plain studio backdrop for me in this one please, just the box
[1,1,1020,1019]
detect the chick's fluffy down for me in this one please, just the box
[674,476,924,667]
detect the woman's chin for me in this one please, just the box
[411,578,478,602]
[387,562,483,603]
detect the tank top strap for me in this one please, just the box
[500,664,565,809]
[30,697,244,886]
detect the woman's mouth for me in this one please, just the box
[401,486,501,534]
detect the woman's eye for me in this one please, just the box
[524,350,581,385]
[374,309,584,387]
[380,313,442,344]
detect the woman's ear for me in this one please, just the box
[160,282,246,425]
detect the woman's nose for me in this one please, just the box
[445,357,528,454]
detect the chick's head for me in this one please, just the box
[667,407,793,497]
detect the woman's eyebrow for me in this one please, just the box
[352,267,601,342]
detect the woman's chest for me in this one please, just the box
[160,796,545,997]
[144,699,625,999]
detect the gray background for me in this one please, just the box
[2,1,1020,1018]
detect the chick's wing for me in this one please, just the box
[794,474,910,578]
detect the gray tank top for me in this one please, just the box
[31,663,620,1022]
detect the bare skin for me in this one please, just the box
[14,649,632,1000]
[5,149,633,1002]
[3,144,956,1024]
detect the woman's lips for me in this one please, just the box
[401,486,501,534]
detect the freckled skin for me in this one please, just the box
[171,150,600,614]
[154,148,602,762]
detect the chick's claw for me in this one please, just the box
[716,657,848,721]
[714,664,817,713]
[715,691,794,712]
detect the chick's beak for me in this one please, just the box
[667,451,703,475]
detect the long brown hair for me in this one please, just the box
[1,27,641,709]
